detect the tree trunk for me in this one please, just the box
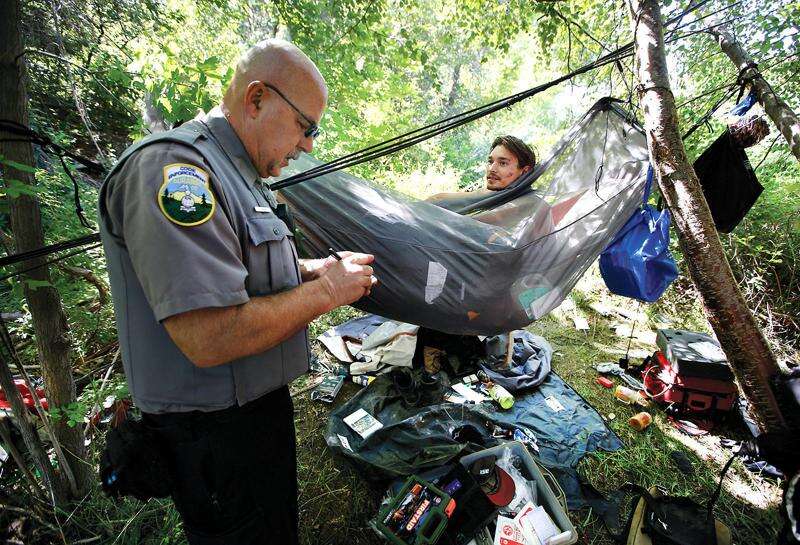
[708,26,800,163]
[625,0,789,433]
[0,352,66,504]
[0,0,90,495]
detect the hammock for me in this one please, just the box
[278,98,649,335]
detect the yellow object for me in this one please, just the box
[614,385,650,407]
[628,412,652,431]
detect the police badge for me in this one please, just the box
[158,163,216,226]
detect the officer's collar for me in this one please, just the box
[202,107,261,186]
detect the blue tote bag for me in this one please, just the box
[599,166,678,302]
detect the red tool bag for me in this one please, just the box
[644,350,738,416]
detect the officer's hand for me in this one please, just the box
[318,251,354,274]
[318,253,377,308]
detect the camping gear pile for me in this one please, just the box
[314,314,623,544]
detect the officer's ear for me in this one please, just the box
[244,81,265,118]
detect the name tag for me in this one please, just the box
[254,206,272,213]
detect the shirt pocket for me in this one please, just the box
[245,216,299,295]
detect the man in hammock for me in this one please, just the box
[425,135,536,208]
[485,135,536,191]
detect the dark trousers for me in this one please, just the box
[143,387,298,545]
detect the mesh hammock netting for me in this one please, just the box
[277,98,649,335]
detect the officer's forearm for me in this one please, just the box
[163,280,334,367]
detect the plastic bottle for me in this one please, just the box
[476,370,515,409]
[489,383,515,410]
[614,385,650,407]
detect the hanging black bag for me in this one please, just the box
[99,417,174,501]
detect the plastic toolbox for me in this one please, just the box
[460,441,578,545]
[374,475,455,545]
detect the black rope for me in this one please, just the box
[0,120,105,176]
[682,84,739,140]
[272,41,638,190]
[0,233,100,268]
[0,243,103,283]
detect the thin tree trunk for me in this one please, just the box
[0,415,47,501]
[708,26,800,163]
[0,0,90,495]
[625,0,789,433]
[0,352,66,504]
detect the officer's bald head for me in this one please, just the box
[222,39,327,178]
[223,39,327,114]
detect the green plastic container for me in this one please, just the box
[374,475,453,545]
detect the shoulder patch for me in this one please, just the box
[157,163,216,226]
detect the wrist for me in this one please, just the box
[307,276,337,313]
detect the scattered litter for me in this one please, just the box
[595,376,614,388]
[337,434,353,452]
[452,383,489,404]
[595,362,646,390]
[613,385,649,407]
[344,408,384,439]
[607,413,616,421]
[544,396,564,412]
[628,412,652,431]
[352,375,375,387]
[589,302,612,316]
[310,374,345,403]
[571,315,590,331]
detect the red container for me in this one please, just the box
[595,376,614,388]
[644,351,737,414]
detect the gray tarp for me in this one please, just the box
[279,99,648,335]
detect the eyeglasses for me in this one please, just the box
[257,81,320,139]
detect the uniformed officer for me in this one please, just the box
[99,39,376,544]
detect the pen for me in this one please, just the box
[327,247,342,261]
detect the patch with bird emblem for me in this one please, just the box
[157,163,216,226]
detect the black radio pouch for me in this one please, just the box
[99,418,174,501]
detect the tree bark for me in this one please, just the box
[0,0,90,495]
[625,0,789,433]
[708,26,800,163]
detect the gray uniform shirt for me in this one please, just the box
[99,107,309,414]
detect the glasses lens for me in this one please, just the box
[305,124,320,139]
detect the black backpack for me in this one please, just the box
[621,484,717,545]
[617,455,737,545]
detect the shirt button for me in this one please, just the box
[273,227,280,235]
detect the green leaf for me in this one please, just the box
[1,159,37,173]
[24,279,52,291]
[3,179,39,198]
